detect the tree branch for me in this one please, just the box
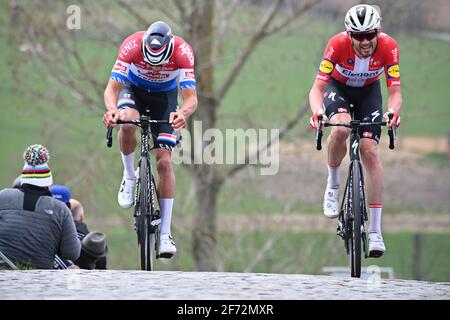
[153,0,181,28]
[171,0,188,24]
[265,0,322,37]
[214,0,241,60]
[117,0,148,27]
[243,236,276,273]
[217,0,284,102]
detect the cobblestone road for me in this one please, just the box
[1,270,449,300]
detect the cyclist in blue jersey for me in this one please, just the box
[102,21,198,257]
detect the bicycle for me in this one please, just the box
[106,115,174,271]
[315,112,396,278]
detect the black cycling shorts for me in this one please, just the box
[324,79,383,143]
[117,84,178,150]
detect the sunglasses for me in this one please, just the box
[350,32,378,42]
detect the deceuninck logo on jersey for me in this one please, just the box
[387,64,400,78]
[319,59,334,74]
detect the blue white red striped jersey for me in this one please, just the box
[110,32,196,92]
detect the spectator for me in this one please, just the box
[50,186,108,269]
[70,198,108,269]
[50,184,71,208]
[11,175,21,189]
[0,144,80,269]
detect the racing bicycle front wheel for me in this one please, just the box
[350,161,362,278]
[137,158,154,271]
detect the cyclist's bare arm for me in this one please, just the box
[309,79,328,128]
[180,88,198,118]
[103,79,123,127]
[386,86,402,114]
[309,79,328,113]
[170,88,198,130]
[384,86,403,127]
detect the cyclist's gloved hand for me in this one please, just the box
[310,110,327,129]
[383,109,401,127]
[170,111,186,131]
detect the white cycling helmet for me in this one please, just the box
[142,21,175,66]
[344,4,381,33]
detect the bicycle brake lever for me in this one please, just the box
[106,127,113,148]
[388,125,396,150]
[176,135,183,146]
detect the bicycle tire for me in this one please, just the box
[150,174,161,258]
[350,161,362,278]
[138,158,154,271]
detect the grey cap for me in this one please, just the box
[81,232,108,258]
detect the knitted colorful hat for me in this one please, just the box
[21,144,53,187]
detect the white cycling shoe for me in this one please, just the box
[118,177,136,209]
[368,232,386,257]
[323,185,340,219]
[159,234,177,258]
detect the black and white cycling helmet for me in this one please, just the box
[344,4,381,33]
[142,21,174,66]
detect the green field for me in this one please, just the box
[106,228,450,282]
[0,4,449,279]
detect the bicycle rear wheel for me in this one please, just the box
[137,158,156,271]
[350,161,362,278]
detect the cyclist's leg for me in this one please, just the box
[118,85,142,176]
[155,148,175,230]
[354,81,385,255]
[117,85,142,208]
[360,138,383,228]
[322,81,352,217]
[144,88,178,201]
[146,89,178,255]
[324,80,352,172]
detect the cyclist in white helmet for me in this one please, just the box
[309,4,403,257]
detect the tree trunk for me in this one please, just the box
[192,166,223,271]
[187,0,222,271]
[413,233,423,280]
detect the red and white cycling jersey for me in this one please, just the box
[110,32,196,92]
[316,32,400,88]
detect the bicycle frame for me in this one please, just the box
[341,119,369,223]
[135,117,160,228]
[315,113,396,277]
[106,115,170,270]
